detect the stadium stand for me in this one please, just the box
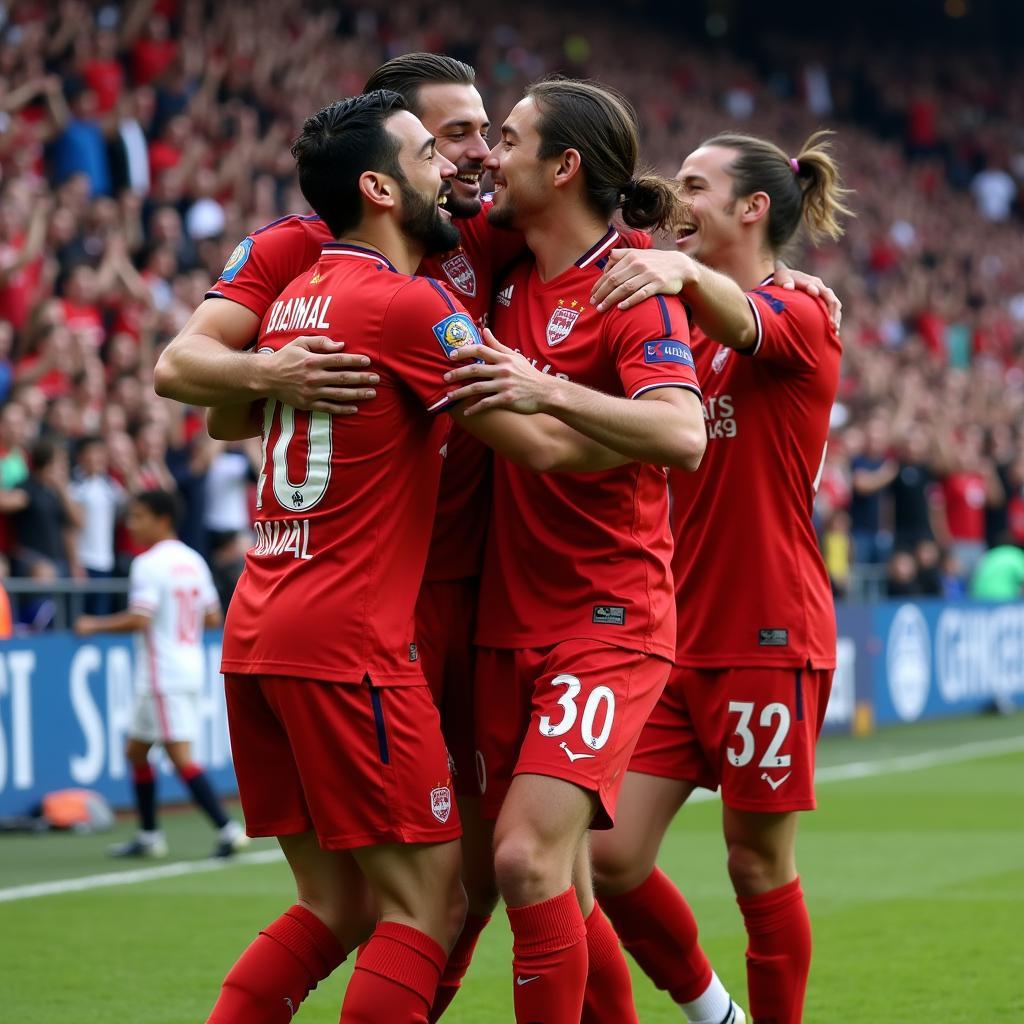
[1,0,1021,621]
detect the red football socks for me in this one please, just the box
[580,902,638,1024]
[427,912,491,1022]
[207,904,346,1023]
[506,886,588,1024]
[340,921,447,1024]
[736,876,811,1024]
[600,867,713,1005]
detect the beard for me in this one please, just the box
[486,192,518,230]
[399,177,461,255]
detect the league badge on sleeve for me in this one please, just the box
[433,312,482,357]
[220,237,254,283]
[644,340,696,368]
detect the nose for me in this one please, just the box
[484,144,501,171]
[438,154,457,179]
[465,132,490,163]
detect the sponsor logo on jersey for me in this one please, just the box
[433,313,482,357]
[593,605,626,626]
[758,628,789,646]
[220,237,254,283]
[430,786,452,823]
[546,300,582,346]
[712,345,731,373]
[441,253,477,297]
[496,283,514,307]
[560,741,596,763]
[644,340,695,368]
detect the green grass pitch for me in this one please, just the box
[2,713,1022,1022]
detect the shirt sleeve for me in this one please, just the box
[382,278,481,413]
[605,294,702,400]
[204,218,319,319]
[745,285,835,372]
[128,557,159,617]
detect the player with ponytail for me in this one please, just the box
[583,130,854,1024]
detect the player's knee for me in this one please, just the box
[493,829,561,905]
[591,838,650,897]
[726,839,791,896]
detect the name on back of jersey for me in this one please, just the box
[251,518,313,560]
[265,295,333,335]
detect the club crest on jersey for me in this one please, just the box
[546,301,582,347]
[220,237,253,283]
[432,312,482,357]
[430,786,452,823]
[644,340,695,368]
[712,345,731,373]
[441,253,477,297]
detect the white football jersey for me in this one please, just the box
[129,539,220,696]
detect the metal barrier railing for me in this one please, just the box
[2,577,133,632]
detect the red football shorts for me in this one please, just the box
[224,674,461,849]
[629,665,834,813]
[474,639,671,829]
[415,577,479,797]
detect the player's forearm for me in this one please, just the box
[207,403,261,441]
[154,335,271,406]
[542,379,704,470]
[76,611,151,635]
[682,261,758,352]
[454,407,629,473]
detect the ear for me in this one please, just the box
[740,190,770,226]
[359,171,396,211]
[552,148,583,190]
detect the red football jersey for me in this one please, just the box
[940,471,987,542]
[671,278,840,669]
[477,227,700,660]
[220,244,481,685]
[206,205,521,583]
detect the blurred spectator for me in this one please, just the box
[68,436,125,614]
[202,441,258,607]
[849,418,897,564]
[11,438,82,583]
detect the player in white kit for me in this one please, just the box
[74,490,248,858]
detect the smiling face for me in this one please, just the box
[386,109,461,254]
[484,97,554,231]
[674,145,748,266]
[415,83,490,219]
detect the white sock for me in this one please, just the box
[218,820,242,840]
[679,971,735,1024]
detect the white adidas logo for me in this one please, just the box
[496,284,514,307]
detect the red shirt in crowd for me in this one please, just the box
[941,472,988,542]
[670,279,841,669]
[477,227,699,661]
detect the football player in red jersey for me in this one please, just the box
[445,79,707,1024]
[155,56,507,1019]
[579,132,853,1024]
[202,91,633,1024]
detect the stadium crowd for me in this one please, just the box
[1,0,1022,624]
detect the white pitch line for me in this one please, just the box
[0,848,285,904]
[1,733,1022,903]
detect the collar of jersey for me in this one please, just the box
[321,242,398,272]
[575,226,621,269]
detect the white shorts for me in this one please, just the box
[129,691,200,744]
